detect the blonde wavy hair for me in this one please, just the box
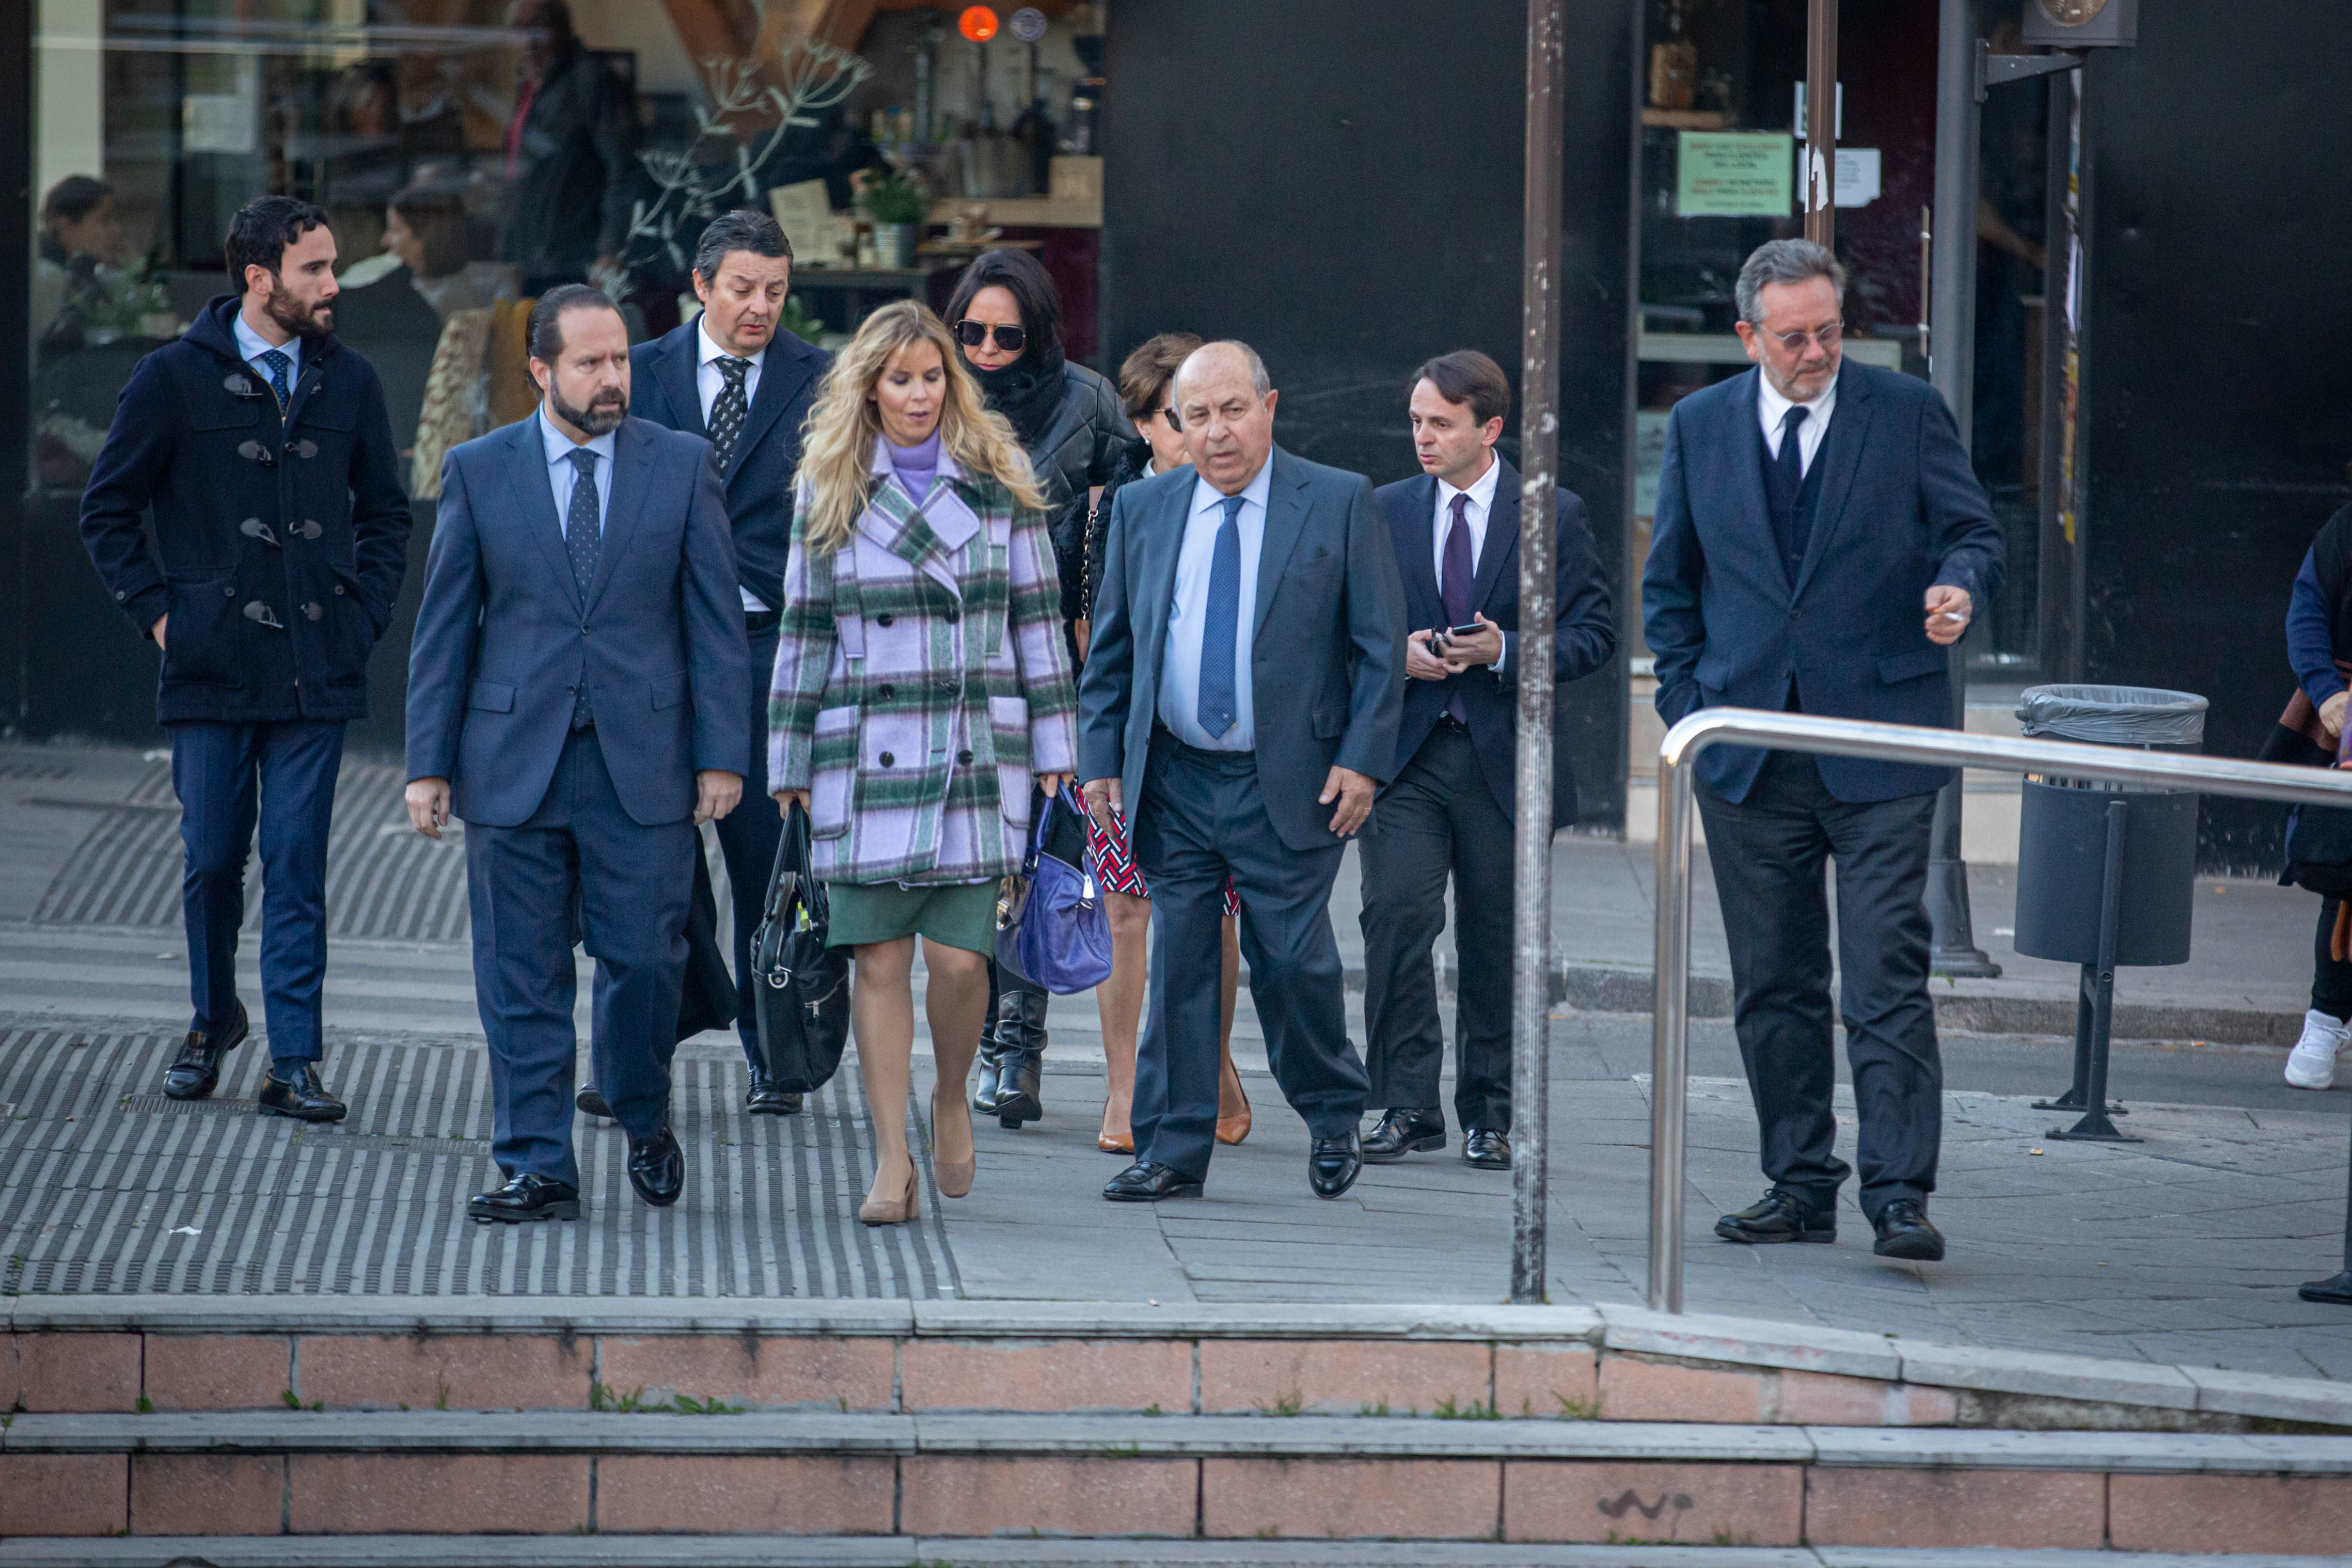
[795,299,1047,554]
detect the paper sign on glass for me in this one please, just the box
[1676,132,1794,218]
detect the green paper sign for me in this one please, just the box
[1676,131,1794,218]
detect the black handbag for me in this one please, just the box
[750,802,852,1093]
[2286,800,2352,900]
[675,845,739,1042]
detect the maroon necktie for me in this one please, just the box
[1442,492,1474,723]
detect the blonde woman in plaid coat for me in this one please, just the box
[771,300,1076,1225]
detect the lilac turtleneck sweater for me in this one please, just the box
[887,431,941,501]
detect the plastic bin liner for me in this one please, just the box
[2015,685,2207,747]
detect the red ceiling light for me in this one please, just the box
[958,6,1000,42]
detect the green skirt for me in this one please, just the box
[825,879,1001,955]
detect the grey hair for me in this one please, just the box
[1735,239,1846,326]
[1176,339,1273,400]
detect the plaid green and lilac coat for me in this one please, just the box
[768,441,1077,886]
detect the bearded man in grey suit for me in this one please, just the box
[1079,340,1406,1203]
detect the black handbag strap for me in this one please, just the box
[761,800,825,926]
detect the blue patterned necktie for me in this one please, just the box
[1195,494,1245,739]
[259,349,292,420]
[564,448,601,728]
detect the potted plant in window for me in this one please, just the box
[859,168,928,271]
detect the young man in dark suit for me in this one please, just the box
[1641,240,2004,1262]
[1359,351,1615,1171]
[1080,341,1406,1203]
[404,286,750,1223]
[626,209,831,1114]
[78,196,412,1122]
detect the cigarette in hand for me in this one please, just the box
[1931,610,1969,624]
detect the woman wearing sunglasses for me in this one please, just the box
[943,249,1135,1128]
[1076,331,1252,1155]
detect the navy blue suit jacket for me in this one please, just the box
[1640,363,2005,804]
[404,414,750,828]
[1078,447,1407,852]
[1375,460,1614,830]
[628,321,830,613]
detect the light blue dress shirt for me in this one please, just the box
[539,404,616,538]
[1157,459,1273,751]
[230,312,299,392]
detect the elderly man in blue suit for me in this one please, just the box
[1641,239,2003,1263]
[1081,340,1406,1203]
[404,285,750,1224]
[627,209,830,1115]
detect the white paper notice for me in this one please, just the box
[1836,148,1882,209]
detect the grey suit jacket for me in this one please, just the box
[404,415,750,828]
[1077,446,1406,852]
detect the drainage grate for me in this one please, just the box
[33,761,474,940]
[0,1023,958,1298]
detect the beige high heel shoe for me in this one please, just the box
[859,1164,919,1226]
[930,1084,975,1199]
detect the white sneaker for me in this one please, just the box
[2285,1009,2347,1090]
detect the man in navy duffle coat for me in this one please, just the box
[79,196,412,1122]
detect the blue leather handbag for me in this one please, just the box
[1008,793,1114,995]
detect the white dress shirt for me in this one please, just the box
[1157,460,1273,751]
[694,317,772,614]
[1433,455,1508,670]
[539,404,615,538]
[1756,368,1838,477]
[231,312,299,394]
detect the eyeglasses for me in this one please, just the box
[955,320,1025,354]
[1758,320,1844,355]
[1153,406,1182,433]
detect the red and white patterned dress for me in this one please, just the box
[1086,809,1241,916]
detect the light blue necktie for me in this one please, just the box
[1195,495,1245,739]
[259,349,292,420]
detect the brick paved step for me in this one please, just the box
[2,1409,2350,1552]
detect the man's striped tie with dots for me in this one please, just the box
[565,447,600,730]
[708,356,752,474]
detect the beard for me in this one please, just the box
[551,384,627,435]
[264,288,333,341]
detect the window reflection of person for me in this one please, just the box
[498,0,638,292]
[34,177,128,365]
[383,188,513,319]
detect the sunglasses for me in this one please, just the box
[955,320,1026,354]
[1153,406,1182,433]
[1759,320,1844,355]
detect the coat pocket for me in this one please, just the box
[160,573,244,688]
[1876,645,1950,686]
[467,679,516,712]
[809,704,857,840]
[990,695,1033,827]
[1312,703,1348,740]
[650,670,690,711]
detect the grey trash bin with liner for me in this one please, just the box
[2012,684,2207,1141]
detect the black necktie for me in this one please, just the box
[1769,405,1809,579]
[709,356,751,474]
[1441,493,1475,723]
[565,448,600,728]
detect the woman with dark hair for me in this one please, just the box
[383,187,514,318]
[33,176,126,362]
[944,248,1134,1127]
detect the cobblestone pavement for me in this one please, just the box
[0,740,2346,1380]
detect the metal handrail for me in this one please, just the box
[1647,707,2352,1313]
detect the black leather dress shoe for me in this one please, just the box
[1309,1130,1362,1199]
[744,1067,802,1116]
[2300,1270,2352,1305]
[627,1123,684,1208]
[1360,1108,1446,1163]
[467,1173,581,1225]
[575,1084,614,1120]
[1102,1161,1203,1202]
[1871,1198,1946,1261]
[163,1000,248,1101]
[1715,1189,1835,1245]
[1463,1129,1512,1169]
[257,1063,346,1123]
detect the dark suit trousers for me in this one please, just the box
[712,614,784,1067]
[170,718,345,1063]
[466,729,692,1187]
[1358,723,1514,1131]
[1696,749,1941,1224]
[1132,731,1368,1181]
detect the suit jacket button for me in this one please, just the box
[332,584,345,595]
[876,613,893,627]
[224,584,236,597]
[957,749,974,765]
[937,678,955,694]
[879,751,894,767]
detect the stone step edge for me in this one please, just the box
[13,1297,2346,1430]
[1,1540,2345,1568]
[8,1412,2350,1472]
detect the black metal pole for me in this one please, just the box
[1509,0,1564,1306]
[1926,0,2000,978]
